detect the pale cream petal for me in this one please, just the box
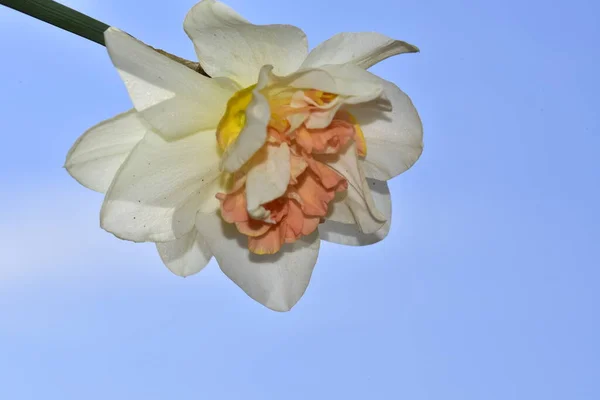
[324,191,356,224]
[65,109,146,193]
[246,143,291,220]
[346,77,423,180]
[302,32,418,70]
[156,229,213,277]
[184,0,308,87]
[320,179,391,246]
[315,63,387,104]
[268,68,337,92]
[100,130,221,243]
[320,143,386,234]
[196,212,320,312]
[104,27,234,140]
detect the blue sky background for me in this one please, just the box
[1,0,598,398]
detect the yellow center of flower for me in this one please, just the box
[216,84,256,151]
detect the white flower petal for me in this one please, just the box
[65,109,146,193]
[184,0,308,87]
[104,27,234,140]
[246,143,290,219]
[320,143,386,234]
[156,229,213,277]
[320,179,391,246]
[269,68,336,92]
[347,77,423,180]
[316,63,387,104]
[196,212,320,312]
[302,32,418,70]
[101,130,221,243]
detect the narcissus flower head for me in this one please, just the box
[65,0,423,311]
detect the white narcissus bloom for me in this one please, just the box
[65,0,423,311]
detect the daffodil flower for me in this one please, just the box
[65,0,423,311]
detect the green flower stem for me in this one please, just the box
[0,0,109,45]
[0,0,208,75]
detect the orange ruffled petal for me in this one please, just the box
[216,90,370,255]
[248,226,284,255]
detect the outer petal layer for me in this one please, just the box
[302,32,418,70]
[65,109,146,193]
[184,0,308,87]
[156,229,213,277]
[320,179,392,245]
[347,77,423,180]
[104,27,234,140]
[101,130,221,242]
[196,212,320,312]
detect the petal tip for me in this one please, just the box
[402,41,420,53]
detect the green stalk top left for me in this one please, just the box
[1,0,109,45]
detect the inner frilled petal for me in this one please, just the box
[216,187,247,224]
[291,89,338,109]
[295,120,355,155]
[290,151,308,184]
[305,157,348,191]
[319,142,387,234]
[246,66,385,138]
[246,143,291,220]
[236,219,271,238]
[214,65,389,254]
[293,174,333,216]
[217,158,346,255]
[248,225,284,255]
